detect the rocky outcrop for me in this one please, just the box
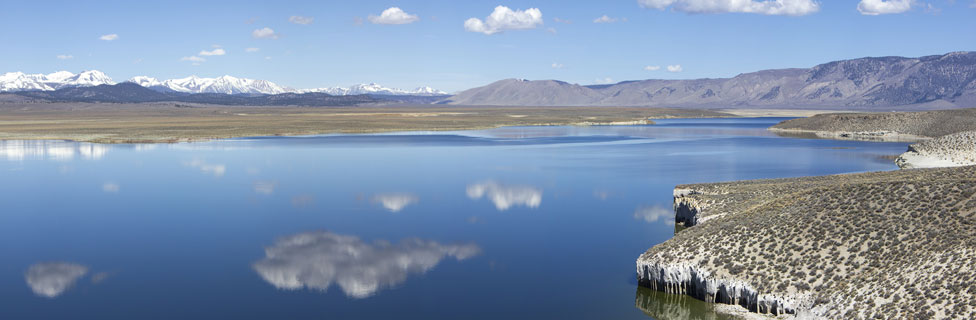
[672,188,702,227]
[636,261,800,316]
[896,131,976,169]
[637,166,976,319]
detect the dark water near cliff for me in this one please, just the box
[0,118,907,319]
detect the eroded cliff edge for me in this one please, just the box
[637,166,976,319]
[896,131,976,169]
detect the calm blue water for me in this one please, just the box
[0,118,907,319]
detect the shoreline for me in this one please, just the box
[0,104,728,144]
[767,127,931,143]
[0,120,650,144]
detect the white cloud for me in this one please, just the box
[857,0,914,15]
[551,62,564,69]
[464,6,543,35]
[289,15,315,25]
[595,77,615,84]
[199,48,226,56]
[369,7,420,25]
[252,231,481,298]
[593,15,619,23]
[252,27,280,39]
[466,181,542,211]
[638,0,820,16]
[633,205,675,225]
[667,64,683,72]
[553,17,572,24]
[546,27,558,34]
[102,182,119,193]
[245,47,260,53]
[644,65,661,71]
[371,193,419,212]
[181,56,205,63]
[56,54,73,60]
[25,262,88,298]
[99,34,119,41]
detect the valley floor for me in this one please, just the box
[0,103,729,143]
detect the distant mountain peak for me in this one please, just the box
[299,83,448,96]
[0,70,446,96]
[0,70,115,92]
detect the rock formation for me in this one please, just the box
[637,166,976,318]
[896,131,976,169]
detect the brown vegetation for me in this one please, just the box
[770,108,976,139]
[641,165,976,319]
[0,102,730,143]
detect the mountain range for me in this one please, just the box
[0,71,447,96]
[3,52,974,109]
[441,51,976,109]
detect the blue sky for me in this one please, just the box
[1,0,974,92]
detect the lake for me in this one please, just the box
[0,118,907,319]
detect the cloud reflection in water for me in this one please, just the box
[633,205,674,225]
[25,262,88,298]
[184,159,226,177]
[466,181,542,211]
[252,231,481,298]
[371,193,419,212]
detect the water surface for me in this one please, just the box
[0,118,907,319]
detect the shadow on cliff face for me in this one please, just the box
[635,286,739,320]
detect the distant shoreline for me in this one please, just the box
[0,103,733,144]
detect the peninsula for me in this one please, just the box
[637,108,976,318]
[638,165,976,318]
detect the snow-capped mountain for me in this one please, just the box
[0,71,115,92]
[0,70,446,96]
[141,75,292,95]
[299,83,448,96]
[128,76,162,87]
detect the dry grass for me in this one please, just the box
[770,108,976,139]
[0,102,731,143]
[643,165,976,319]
